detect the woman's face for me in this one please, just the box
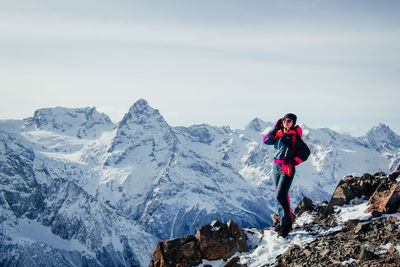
[283,118,294,129]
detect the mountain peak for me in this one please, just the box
[119,99,164,126]
[245,118,269,132]
[368,123,391,133]
[366,123,397,138]
[364,123,400,151]
[23,106,114,138]
[109,99,176,154]
[130,99,150,113]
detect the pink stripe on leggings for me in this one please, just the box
[287,193,293,220]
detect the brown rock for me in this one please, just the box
[388,216,399,223]
[388,164,400,180]
[388,246,397,255]
[323,174,378,217]
[323,181,352,216]
[151,235,202,267]
[149,220,250,267]
[294,196,314,216]
[358,247,377,261]
[320,248,330,258]
[330,258,341,264]
[344,219,360,232]
[195,220,248,261]
[227,220,242,238]
[366,182,400,214]
[303,249,312,257]
[354,222,371,234]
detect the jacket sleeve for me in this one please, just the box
[293,135,310,164]
[263,128,277,145]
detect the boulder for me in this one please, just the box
[388,164,400,181]
[323,174,380,216]
[366,182,400,214]
[294,196,314,216]
[150,235,202,267]
[195,220,249,261]
[149,220,249,267]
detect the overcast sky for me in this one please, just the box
[1,0,399,136]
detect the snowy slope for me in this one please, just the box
[1,99,399,266]
[0,131,156,266]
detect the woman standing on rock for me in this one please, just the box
[263,113,310,237]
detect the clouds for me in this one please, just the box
[0,1,399,136]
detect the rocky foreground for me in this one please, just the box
[149,166,400,267]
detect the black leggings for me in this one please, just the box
[273,164,295,226]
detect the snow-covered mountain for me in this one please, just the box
[1,99,399,266]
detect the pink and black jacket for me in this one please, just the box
[263,125,310,174]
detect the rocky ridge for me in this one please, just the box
[149,167,400,267]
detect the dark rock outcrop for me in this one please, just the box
[323,173,387,216]
[150,235,202,267]
[196,220,248,261]
[149,220,248,267]
[294,196,314,216]
[366,181,400,214]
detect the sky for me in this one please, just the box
[1,0,399,136]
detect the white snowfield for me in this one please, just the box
[1,99,399,266]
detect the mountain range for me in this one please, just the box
[1,99,399,266]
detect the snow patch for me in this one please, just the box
[14,219,87,253]
[335,200,372,224]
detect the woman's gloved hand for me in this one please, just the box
[275,118,283,130]
[281,158,299,166]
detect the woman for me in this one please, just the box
[263,113,310,237]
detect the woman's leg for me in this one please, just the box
[273,164,283,222]
[275,166,295,226]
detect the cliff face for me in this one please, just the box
[149,168,400,267]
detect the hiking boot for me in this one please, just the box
[278,223,292,238]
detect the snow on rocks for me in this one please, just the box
[150,171,400,267]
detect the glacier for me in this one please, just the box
[0,99,399,266]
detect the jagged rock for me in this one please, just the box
[150,235,202,267]
[366,182,400,214]
[323,174,381,216]
[196,220,248,261]
[344,219,360,231]
[354,221,371,234]
[388,246,397,255]
[358,247,378,261]
[388,164,400,180]
[149,220,248,266]
[294,196,314,216]
[388,216,399,223]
